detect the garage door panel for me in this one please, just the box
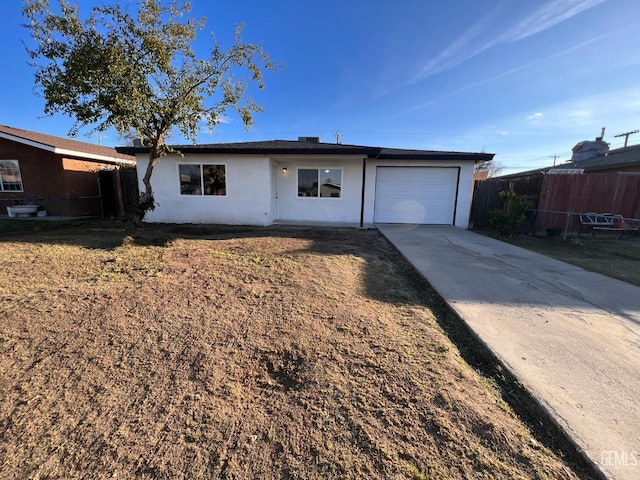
[374,167,458,224]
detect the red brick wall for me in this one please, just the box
[0,138,112,216]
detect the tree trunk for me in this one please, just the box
[132,189,153,226]
[132,150,159,227]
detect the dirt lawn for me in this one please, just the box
[1,223,587,479]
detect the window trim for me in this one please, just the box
[177,162,227,196]
[0,159,24,192]
[297,167,343,199]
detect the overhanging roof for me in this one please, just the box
[0,125,135,165]
[116,139,494,162]
[564,144,640,172]
[498,143,640,179]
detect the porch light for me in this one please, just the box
[282,167,288,173]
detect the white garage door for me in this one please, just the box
[374,167,459,224]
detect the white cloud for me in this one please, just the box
[216,115,232,125]
[410,12,498,81]
[462,86,640,172]
[496,0,607,43]
[511,87,640,135]
[566,108,594,124]
[400,32,611,115]
[411,0,607,83]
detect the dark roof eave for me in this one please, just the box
[581,161,640,172]
[116,146,379,156]
[116,145,494,161]
[376,152,495,162]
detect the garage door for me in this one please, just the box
[374,167,459,224]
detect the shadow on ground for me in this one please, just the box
[1,219,600,478]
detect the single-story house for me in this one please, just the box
[0,125,135,217]
[117,137,494,228]
[558,143,640,174]
[497,141,640,180]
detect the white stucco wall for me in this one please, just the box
[363,159,476,228]
[454,161,476,228]
[273,158,364,224]
[136,151,476,228]
[136,153,273,225]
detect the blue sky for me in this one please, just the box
[1,0,639,173]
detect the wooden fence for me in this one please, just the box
[471,172,640,234]
[536,173,640,234]
[470,174,544,228]
[98,168,139,219]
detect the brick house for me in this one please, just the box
[0,125,135,217]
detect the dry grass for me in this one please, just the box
[0,222,590,479]
[491,232,640,287]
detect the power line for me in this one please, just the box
[549,154,562,166]
[614,129,639,148]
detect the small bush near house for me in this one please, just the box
[488,190,533,236]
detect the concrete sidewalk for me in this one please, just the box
[377,225,640,480]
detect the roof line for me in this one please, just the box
[55,147,136,165]
[116,141,494,161]
[0,131,135,166]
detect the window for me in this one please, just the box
[179,164,226,195]
[0,160,23,192]
[298,168,341,198]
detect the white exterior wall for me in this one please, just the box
[274,158,364,224]
[454,161,476,228]
[363,159,476,228]
[136,153,273,225]
[135,151,476,228]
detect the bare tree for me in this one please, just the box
[474,160,504,178]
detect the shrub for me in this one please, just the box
[488,190,533,236]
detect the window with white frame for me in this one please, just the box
[0,160,23,192]
[297,168,342,198]
[179,164,226,195]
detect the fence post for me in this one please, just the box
[563,212,572,240]
[115,169,126,219]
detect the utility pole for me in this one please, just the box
[93,132,107,145]
[614,129,639,148]
[334,131,341,144]
[550,154,561,166]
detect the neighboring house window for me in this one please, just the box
[298,168,342,198]
[179,164,226,195]
[0,160,23,192]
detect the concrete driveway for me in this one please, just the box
[377,225,640,480]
